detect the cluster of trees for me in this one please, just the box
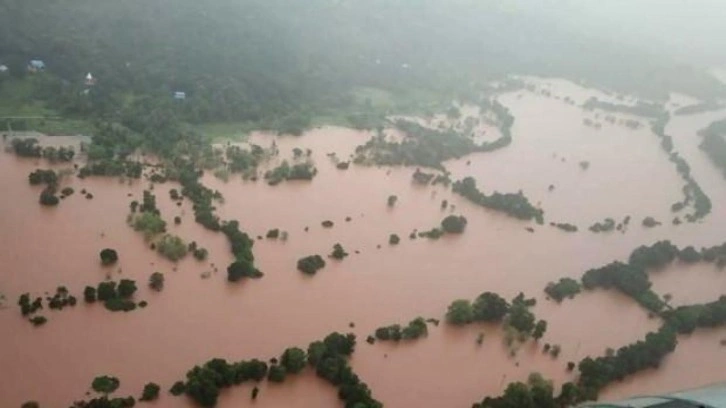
[27,168,64,206]
[78,159,143,179]
[264,160,317,186]
[174,332,379,407]
[18,293,43,317]
[297,255,326,275]
[11,138,43,157]
[544,278,581,302]
[674,102,722,116]
[225,144,266,177]
[446,292,511,325]
[84,279,140,312]
[582,261,663,313]
[374,317,428,341]
[47,286,77,310]
[28,169,57,186]
[131,211,166,240]
[577,326,677,399]
[588,217,615,233]
[11,139,73,162]
[452,177,543,223]
[221,220,261,281]
[473,373,579,408]
[550,222,577,232]
[329,243,348,260]
[156,234,188,262]
[354,119,511,170]
[66,375,135,408]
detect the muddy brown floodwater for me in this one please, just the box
[1,79,726,407]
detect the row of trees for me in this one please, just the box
[653,115,712,223]
[264,160,317,186]
[174,332,379,407]
[452,177,544,223]
[374,317,428,341]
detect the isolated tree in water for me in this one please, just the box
[99,248,118,265]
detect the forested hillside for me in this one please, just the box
[0,0,724,131]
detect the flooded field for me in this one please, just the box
[1,79,726,407]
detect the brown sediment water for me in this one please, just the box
[1,80,726,407]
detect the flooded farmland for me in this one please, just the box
[1,79,726,407]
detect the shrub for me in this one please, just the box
[92,375,120,394]
[297,255,326,275]
[156,234,187,261]
[441,215,467,233]
[99,249,118,266]
[140,382,160,401]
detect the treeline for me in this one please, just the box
[651,115,712,223]
[452,177,543,223]
[699,118,726,178]
[10,138,75,162]
[583,98,665,118]
[674,102,722,116]
[174,332,380,407]
[264,160,317,186]
[373,317,429,342]
[576,325,677,400]
[549,240,726,313]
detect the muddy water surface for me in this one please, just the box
[1,80,726,407]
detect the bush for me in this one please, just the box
[321,220,334,228]
[84,286,97,302]
[330,243,348,260]
[117,279,137,299]
[389,234,400,245]
[193,247,208,261]
[441,215,467,233]
[387,195,397,207]
[39,188,60,206]
[92,375,120,394]
[227,259,263,281]
[29,316,47,326]
[545,278,581,302]
[280,347,307,374]
[104,298,137,312]
[156,234,188,261]
[267,365,287,382]
[297,255,326,275]
[97,281,118,301]
[446,299,474,325]
[149,272,164,291]
[266,229,280,239]
[99,248,118,266]
[140,382,160,401]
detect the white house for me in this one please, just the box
[0,65,8,73]
[85,72,96,86]
[174,91,186,100]
[28,60,45,72]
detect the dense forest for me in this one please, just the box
[1,0,725,136]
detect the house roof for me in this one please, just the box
[29,60,45,68]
